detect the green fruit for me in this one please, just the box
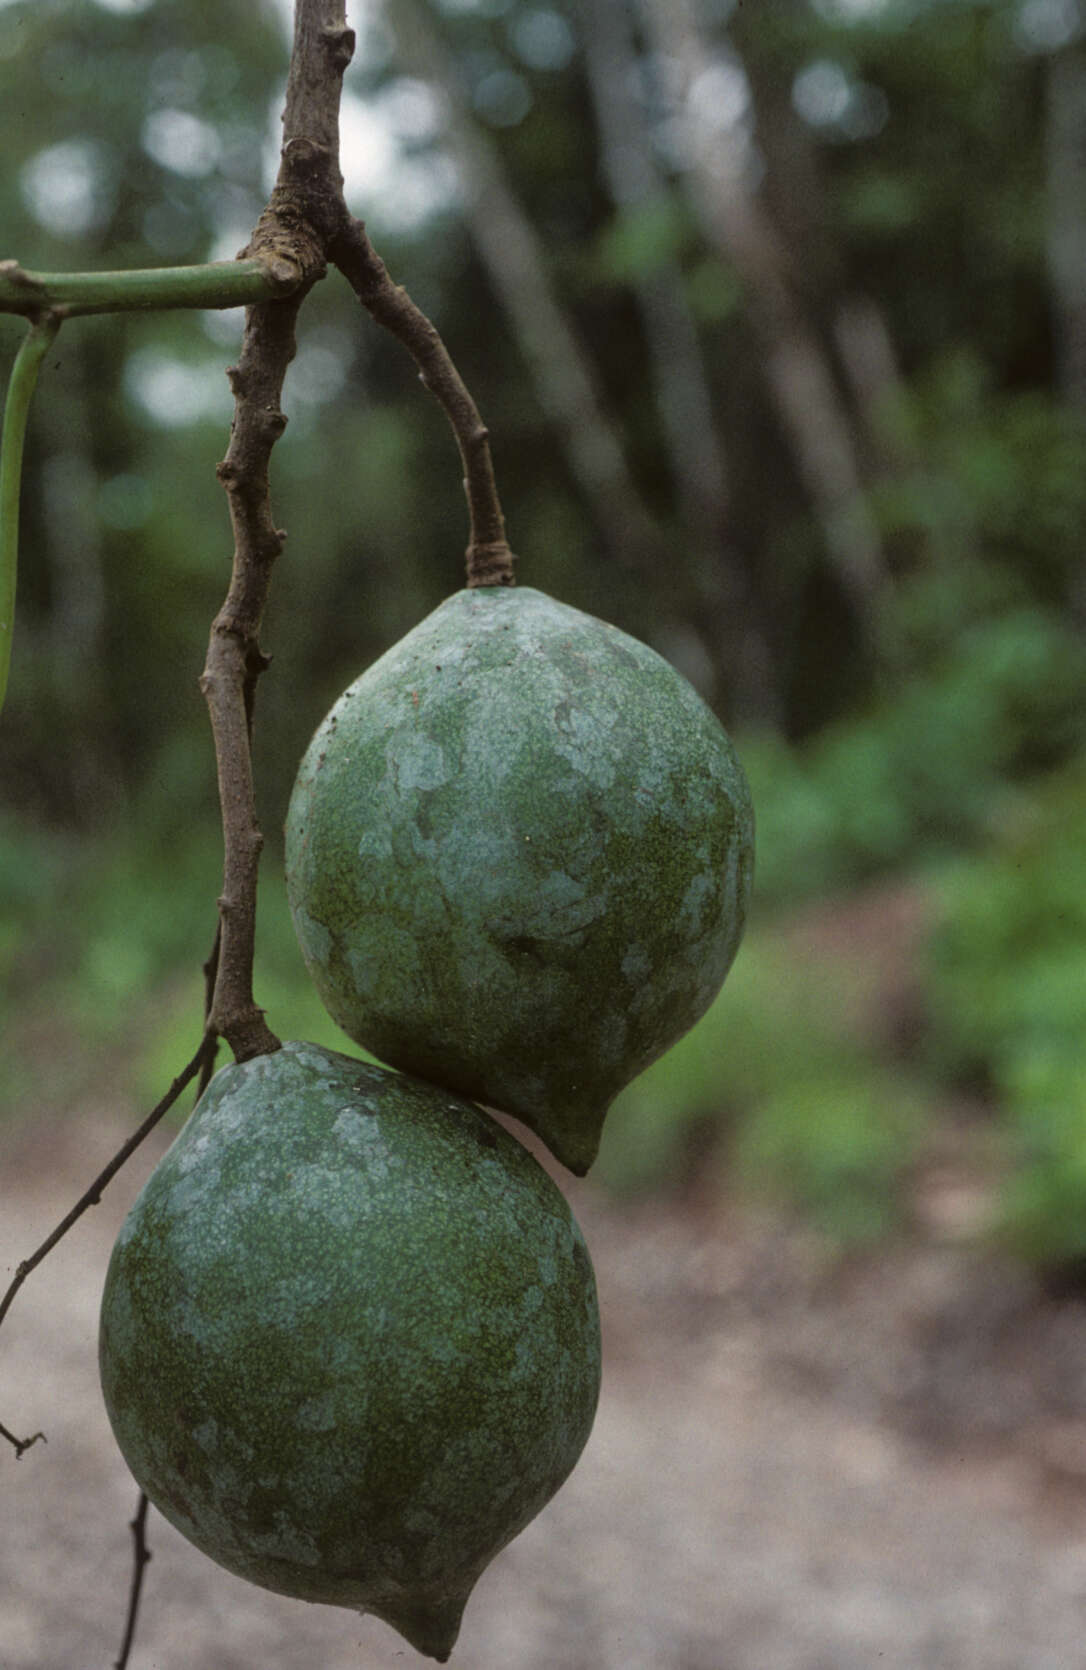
[285,585,755,1174]
[98,1041,601,1662]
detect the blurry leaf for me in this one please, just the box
[592,194,689,282]
[837,168,923,234]
[925,762,1086,1271]
[685,257,743,324]
[597,920,930,1228]
[736,1069,926,1245]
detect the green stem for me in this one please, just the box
[0,313,60,714]
[0,257,289,318]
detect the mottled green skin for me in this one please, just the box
[98,1041,601,1663]
[285,586,755,1173]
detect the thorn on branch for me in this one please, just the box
[258,407,288,441]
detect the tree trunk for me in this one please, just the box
[1046,43,1086,411]
[385,0,663,572]
[580,0,779,720]
[636,0,893,643]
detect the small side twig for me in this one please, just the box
[108,902,224,1664]
[0,1420,44,1459]
[114,1490,152,1670]
[0,1035,215,1352]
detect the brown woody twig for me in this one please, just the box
[202,0,516,1057]
[330,219,515,587]
[0,1032,216,1458]
[198,6,350,1060]
[0,1420,44,1459]
[114,1490,152,1670]
[109,944,222,1658]
[0,1037,216,1336]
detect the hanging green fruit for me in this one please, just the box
[285,585,755,1174]
[98,1041,601,1663]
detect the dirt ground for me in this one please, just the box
[4,1105,1086,1670]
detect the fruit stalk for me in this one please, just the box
[331,218,516,588]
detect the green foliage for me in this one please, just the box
[598,928,929,1244]
[0,809,347,1115]
[874,353,1086,606]
[684,257,743,326]
[741,604,1086,905]
[926,764,1086,1269]
[736,1070,926,1247]
[592,194,691,283]
[3,0,1083,824]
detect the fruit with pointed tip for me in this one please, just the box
[285,584,755,1174]
[98,1041,601,1662]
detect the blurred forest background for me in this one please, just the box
[2,0,1085,1275]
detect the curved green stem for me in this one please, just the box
[0,313,60,715]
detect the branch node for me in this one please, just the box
[1,1422,46,1460]
[322,25,356,70]
[114,1490,152,1670]
[280,135,332,176]
[260,253,305,293]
